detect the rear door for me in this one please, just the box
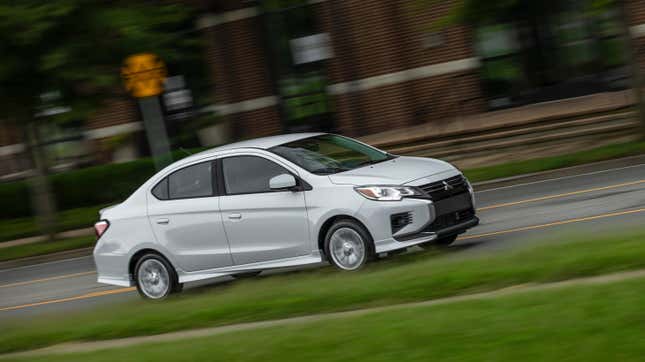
[148,160,232,272]
[219,154,310,265]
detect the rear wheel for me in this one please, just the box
[134,254,181,300]
[324,220,374,271]
[420,234,458,249]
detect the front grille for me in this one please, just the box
[418,175,468,201]
[424,208,475,232]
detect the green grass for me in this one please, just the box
[2,229,645,354]
[464,140,645,182]
[10,276,645,362]
[0,205,105,243]
[0,236,95,262]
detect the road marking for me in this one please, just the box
[0,287,135,312]
[479,179,645,211]
[460,208,645,240]
[476,163,645,193]
[0,271,96,289]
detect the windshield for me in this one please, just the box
[269,134,395,175]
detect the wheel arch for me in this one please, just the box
[128,248,176,279]
[317,214,373,256]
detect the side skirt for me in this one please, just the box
[176,251,324,284]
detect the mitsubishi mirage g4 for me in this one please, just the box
[93,133,478,299]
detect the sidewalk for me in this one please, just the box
[4,268,645,359]
[361,90,633,148]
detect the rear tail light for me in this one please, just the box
[94,220,110,239]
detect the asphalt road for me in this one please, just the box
[1,162,644,321]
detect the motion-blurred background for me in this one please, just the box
[1,0,644,243]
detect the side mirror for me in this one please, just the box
[269,174,297,190]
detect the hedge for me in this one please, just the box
[0,149,203,219]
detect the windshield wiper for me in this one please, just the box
[355,155,396,168]
[312,167,350,175]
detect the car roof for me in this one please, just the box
[177,132,326,165]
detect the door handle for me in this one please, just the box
[228,213,242,220]
[156,218,169,225]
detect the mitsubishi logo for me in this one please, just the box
[442,181,453,191]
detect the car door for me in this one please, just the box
[148,160,233,272]
[219,154,310,265]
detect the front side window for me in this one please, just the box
[269,134,394,175]
[222,156,290,194]
[168,162,213,199]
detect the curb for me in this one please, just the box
[472,153,645,191]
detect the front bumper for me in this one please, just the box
[358,190,478,254]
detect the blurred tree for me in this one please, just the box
[418,0,645,138]
[0,1,196,241]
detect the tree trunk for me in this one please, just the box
[618,0,645,139]
[24,121,57,242]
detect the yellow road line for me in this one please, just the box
[461,208,645,240]
[0,287,136,312]
[0,271,96,289]
[479,179,645,211]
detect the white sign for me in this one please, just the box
[290,33,333,65]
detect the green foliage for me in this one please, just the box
[0,0,196,122]
[0,159,154,219]
[418,0,617,27]
[0,147,204,220]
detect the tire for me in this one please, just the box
[324,219,374,271]
[232,271,261,279]
[134,253,182,300]
[420,234,458,249]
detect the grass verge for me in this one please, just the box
[0,236,95,262]
[10,276,645,361]
[463,140,645,182]
[2,229,645,354]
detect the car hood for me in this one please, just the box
[328,156,458,186]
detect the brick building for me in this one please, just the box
[2,0,645,178]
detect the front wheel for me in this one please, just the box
[134,254,182,300]
[324,220,374,271]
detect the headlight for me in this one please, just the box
[354,185,421,201]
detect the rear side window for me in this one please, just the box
[222,156,289,194]
[151,178,169,200]
[168,162,213,199]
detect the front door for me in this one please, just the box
[219,154,310,265]
[148,160,233,272]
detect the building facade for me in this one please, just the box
[2,0,645,178]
